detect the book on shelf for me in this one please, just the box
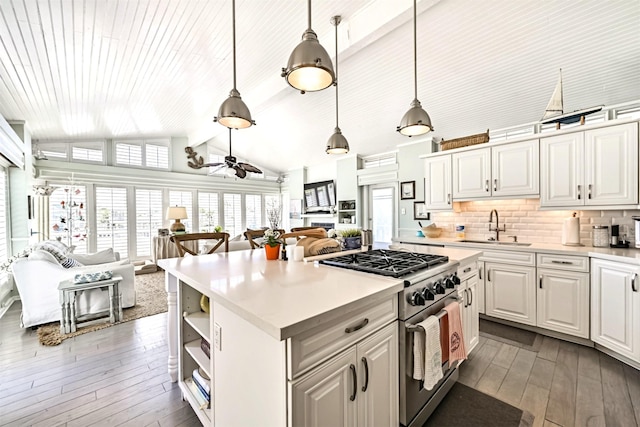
[192,368,211,395]
[201,337,211,359]
[186,377,210,409]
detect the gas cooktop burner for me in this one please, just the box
[319,249,449,278]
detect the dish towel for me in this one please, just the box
[412,316,443,390]
[444,302,467,367]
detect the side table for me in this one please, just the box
[58,274,124,334]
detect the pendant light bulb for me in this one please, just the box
[397,0,433,137]
[326,16,349,155]
[282,0,335,93]
[214,0,255,129]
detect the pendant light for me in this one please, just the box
[326,16,349,155]
[397,0,433,137]
[214,0,255,129]
[281,0,335,94]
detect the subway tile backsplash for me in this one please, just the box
[430,199,640,245]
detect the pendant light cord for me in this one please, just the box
[307,0,312,30]
[232,0,237,90]
[413,0,418,100]
[334,18,339,128]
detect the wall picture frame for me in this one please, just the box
[400,181,416,200]
[413,201,430,220]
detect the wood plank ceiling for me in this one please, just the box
[0,0,639,173]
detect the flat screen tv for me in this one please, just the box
[303,180,336,214]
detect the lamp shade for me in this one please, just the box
[326,127,349,154]
[283,28,335,93]
[216,89,254,129]
[166,206,188,220]
[397,99,433,136]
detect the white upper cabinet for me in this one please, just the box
[452,139,539,200]
[541,122,638,207]
[424,155,452,211]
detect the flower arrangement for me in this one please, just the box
[263,228,282,247]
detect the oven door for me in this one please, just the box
[399,294,460,427]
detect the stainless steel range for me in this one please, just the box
[320,249,462,427]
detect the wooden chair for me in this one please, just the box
[170,232,230,256]
[289,227,327,240]
[244,228,285,249]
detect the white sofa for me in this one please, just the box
[12,248,135,328]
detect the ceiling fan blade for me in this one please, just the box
[237,162,262,174]
[195,161,224,169]
[207,164,226,175]
[233,166,247,179]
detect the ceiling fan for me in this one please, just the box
[185,128,262,179]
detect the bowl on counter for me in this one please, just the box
[421,227,442,238]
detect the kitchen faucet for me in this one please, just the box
[488,209,506,241]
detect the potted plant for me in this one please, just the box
[338,228,362,250]
[262,228,282,260]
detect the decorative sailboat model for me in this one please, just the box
[540,69,603,129]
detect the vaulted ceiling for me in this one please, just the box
[1,0,639,173]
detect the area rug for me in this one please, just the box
[479,318,537,347]
[423,382,534,427]
[37,271,167,346]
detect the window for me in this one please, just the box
[245,194,262,229]
[39,143,68,160]
[145,143,169,169]
[135,189,163,257]
[49,185,88,254]
[169,191,193,232]
[96,187,128,257]
[0,169,7,265]
[115,142,143,166]
[70,141,105,163]
[198,192,219,232]
[362,153,396,169]
[223,193,242,237]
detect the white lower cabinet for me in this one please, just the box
[591,258,640,362]
[485,262,536,326]
[537,267,589,338]
[460,273,480,354]
[290,322,399,427]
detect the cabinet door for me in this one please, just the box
[591,259,640,362]
[291,347,358,427]
[492,139,539,197]
[537,268,589,338]
[485,263,536,326]
[452,148,491,199]
[477,261,485,314]
[357,322,398,427]
[540,132,584,207]
[584,122,639,206]
[463,274,480,354]
[424,156,452,210]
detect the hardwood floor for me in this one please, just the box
[2,299,640,427]
[459,330,640,427]
[0,301,199,427]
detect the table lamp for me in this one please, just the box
[166,206,188,233]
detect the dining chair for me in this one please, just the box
[170,232,230,256]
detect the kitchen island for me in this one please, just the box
[158,246,481,427]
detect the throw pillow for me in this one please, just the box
[28,249,59,264]
[61,257,83,268]
[35,241,69,262]
[69,248,116,265]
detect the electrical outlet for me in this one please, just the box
[214,322,221,351]
[401,208,406,215]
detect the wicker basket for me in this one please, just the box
[440,129,490,151]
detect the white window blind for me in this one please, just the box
[198,192,219,232]
[96,187,128,257]
[49,185,88,254]
[245,194,262,229]
[146,144,169,169]
[169,191,193,232]
[223,193,242,237]
[0,169,7,264]
[362,153,396,169]
[115,142,143,166]
[135,189,163,257]
[72,146,103,162]
[40,143,68,160]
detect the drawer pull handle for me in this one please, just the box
[633,274,638,293]
[487,270,491,282]
[468,287,473,306]
[551,260,573,265]
[361,357,369,392]
[349,364,357,401]
[588,184,592,199]
[493,179,497,192]
[577,185,581,200]
[463,267,472,273]
[345,318,369,334]
[447,193,451,205]
[485,180,489,192]
[478,268,482,280]
[539,275,543,289]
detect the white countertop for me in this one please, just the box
[158,247,482,341]
[394,235,640,266]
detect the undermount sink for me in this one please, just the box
[457,239,532,247]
